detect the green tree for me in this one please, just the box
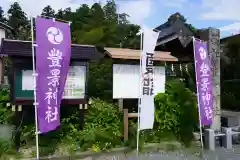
[41,5,55,17]
[103,0,117,24]
[55,8,72,21]
[7,2,30,40]
[222,36,240,79]
[62,7,72,20]
[89,3,105,28]
[101,0,118,47]
[73,3,105,45]
[55,9,64,19]
[116,23,141,49]
[0,6,7,23]
[71,4,91,43]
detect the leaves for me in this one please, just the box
[0,138,21,159]
[41,5,55,17]
[0,1,141,48]
[222,36,240,111]
[154,79,198,146]
[7,2,30,40]
[61,98,123,151]
[0,7,7,23]
[0,88,12,125]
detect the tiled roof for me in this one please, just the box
[0,39,103,60]
[0,22,13,31]
[105,47,178,62]
[154,20,194,42]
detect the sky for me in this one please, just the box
[1,0,240,38]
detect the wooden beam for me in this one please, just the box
[128,113,138,118]
[79,104,84,130]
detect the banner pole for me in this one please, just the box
[136,31,143,157]
[192,37,204,150]
[31,16,40,160]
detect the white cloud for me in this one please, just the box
[162,0,188,8]
[201,0,240,20]
[1,0,154,25]
[219,22,240,32]
[118,0,153,26]
[1,0,96,16]
[200,0,240,34]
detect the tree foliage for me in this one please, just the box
[0,7,7,23]
[41,5,55,17]
[0,0,140,48]
[222,36,240,79]
[221,36,240,111]
[7,2,30,40]
[154,79,198,146]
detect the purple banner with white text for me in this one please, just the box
[193,38,213,125]
[36,17,71,133]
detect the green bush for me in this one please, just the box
[0,138,21,159]
[17,79,199,155]
[79,98,123,151]
[58,98,123,152]
[127,120,159,150]
[154,79,198,146]
[0,88,12,124]
[88,59,113,102]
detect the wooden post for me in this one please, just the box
[0,57,3,84]
[79,104,88,130]
[79,104,84,130]
[0,27,6,85]
[12,105,22,151]
[118,99,123,111]
[199,28,221,131]
[123,108,128,141]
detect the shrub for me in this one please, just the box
[0,88,12,124]
[79,98,123,151]
[59,98,123,152]
[88,59,113,102]
[154,79,198,146]
[0,138,21,159]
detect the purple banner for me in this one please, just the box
[36,17,71,133]
[193,38,214,125]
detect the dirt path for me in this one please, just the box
[88,145,240,160]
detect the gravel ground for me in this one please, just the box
[88,145,240,160]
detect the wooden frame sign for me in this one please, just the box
[11,59,88,105]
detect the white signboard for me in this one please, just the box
[21,66,86,99]
[22,70,35,90]
[113,64,165,99]
[62,66,86,99]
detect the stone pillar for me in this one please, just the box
[199,28,221,131]
[222,127,232,149]
[204,129,215,150]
